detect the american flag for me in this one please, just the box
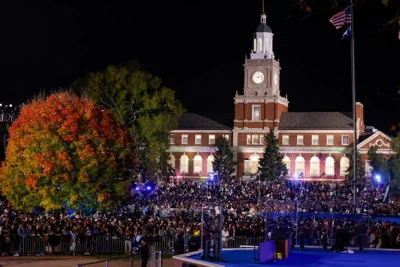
[329,6,352,30]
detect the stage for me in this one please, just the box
[175,248,400,267]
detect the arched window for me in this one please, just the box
[193,155,203,174]
[180,155,189,174]
[168,154,175,169]
[207,155,214,173]
[253,38,257,52]
[295,156,305,177]
[365,160,372,178]
[310,156,320,177]
[325,156,335,176]
[282,156,290,174]
[250,154,260,174]
[264,39,268,53]
[340,156,350,176]
[258,38,262,53]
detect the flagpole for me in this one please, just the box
[350,0,357,209]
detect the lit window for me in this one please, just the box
[259,135,264,145]
[340,156,349,176]
[247,135,252,145]
[207,155,214,173]
[297,135,304,145]
[283,156,290,174]
[223,134,230,141]
[193,155,202,173]
[342,135,349,145]
[312,135,319,145]
[282,135,289,145]
[208,134,216,145]
[327,135,334,145]
[180,155,189,173]
[169,134,175,144]
[195,134,202,145]
[295,156,305,177]
[181,134,188,145]
[325,156,335,175]
[252,105,261,121]
[252,134,259,145]
[310,156,320,176]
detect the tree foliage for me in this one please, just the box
[0,92,131,212]
[346,149,365,180]
[212,137,236,181]
[258,129,288,182]
[367,145,388,175]
[76,66,185,182]
[388,134,400,180]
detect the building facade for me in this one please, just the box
[168,5,393,181]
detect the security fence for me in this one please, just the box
[0,234,365,256]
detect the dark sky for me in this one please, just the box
[0,0,399,132]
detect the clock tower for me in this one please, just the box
[233,0,289,176]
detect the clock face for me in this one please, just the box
[274,73,278,85]
[252,71,265,84]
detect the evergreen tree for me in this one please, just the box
[258,129,288,183]
[212,137,236,181]
[367,145,388,176]
[346,149,364,180]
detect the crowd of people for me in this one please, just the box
[0,179,399,257]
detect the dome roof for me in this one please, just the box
[256,23,272,33]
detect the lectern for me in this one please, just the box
[272,229,289,259]
[274,239,289,259]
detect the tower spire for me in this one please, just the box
[261,0,265,15]
[260,0,266,24]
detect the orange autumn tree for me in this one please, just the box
[0,91,131,212]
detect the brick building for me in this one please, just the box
[167,5,393,180]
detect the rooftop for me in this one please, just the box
[279,112,353,130]
[176,113,232,131]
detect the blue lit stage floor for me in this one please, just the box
[188,248,400,267]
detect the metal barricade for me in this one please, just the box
[151,251,162,267]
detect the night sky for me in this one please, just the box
[1,0,399,132]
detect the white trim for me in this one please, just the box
[358,148,394,154]
[168,146,217,153]
[279,130,353,133]
[233,128,271,133]
[171,130,232,133]
[236,146,265,153]
[234,119,279,123]
[280,146,350,154]
[357,130,392,148]
[234,96,289,106]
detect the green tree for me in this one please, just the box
[0,92,131,212]
[367,145,388,176]
[388,134,400,180]
[75,66,185,182]
[346,149,365,180]
[212,137,236,181]
[258,129,288,183]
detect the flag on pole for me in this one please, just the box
[319,172,326,178]
[329,6,352,30]
[342,26,352,39]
